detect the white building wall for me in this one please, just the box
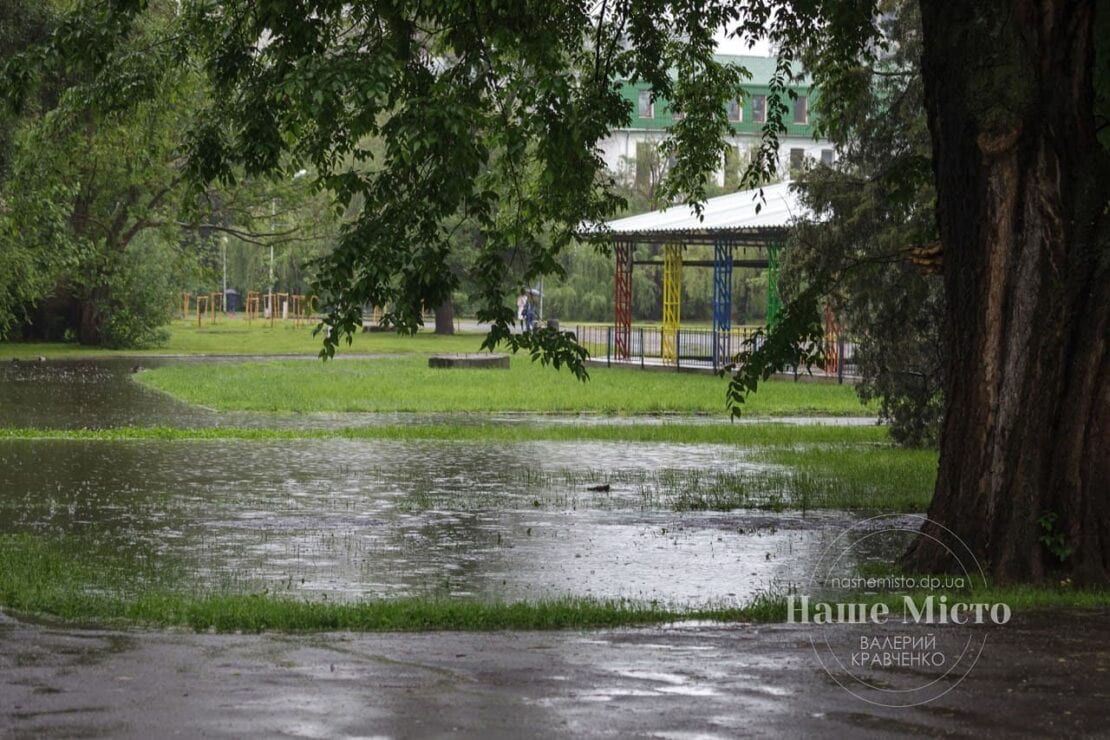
[597,130,835,185]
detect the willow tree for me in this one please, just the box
[8,0,1107,581]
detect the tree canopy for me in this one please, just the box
[4,0,880,366]
[784,1,944,446]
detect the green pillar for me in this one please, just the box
[767,242,782,327]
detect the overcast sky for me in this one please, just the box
[714,26,774,57]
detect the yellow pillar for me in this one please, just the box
[662,243,683,364]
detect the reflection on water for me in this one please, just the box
[0,358,886,606]
[0,358,223,429]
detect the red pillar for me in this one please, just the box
[823,304,840,375]
[614,239,633,360]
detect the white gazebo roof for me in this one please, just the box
[583,181,809,244]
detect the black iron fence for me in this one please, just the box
[573,324,860,382]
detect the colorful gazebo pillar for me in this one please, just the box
[613,239,634,360]
[712,237,735,369]
[823,303,841,374]
[661,243,683,364]
[766,241,783,327]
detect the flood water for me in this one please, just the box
[0,358,889,606]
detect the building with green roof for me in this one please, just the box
[598,54,834,187]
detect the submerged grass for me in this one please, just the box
[0,534,785,631]
[3,534,1104,632]
[0,423,891,446]
[0,426,933,512]
[134,356,873,415]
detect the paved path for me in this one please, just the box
[3,609,1109,738]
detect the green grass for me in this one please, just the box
[0,534,785,631]
[134,356,873,415]
[0,319,488,359]
[757,446,939,512]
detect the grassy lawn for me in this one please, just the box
[0,319,488,358]
[135,355,874,415]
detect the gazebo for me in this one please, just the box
[582,181,808,368]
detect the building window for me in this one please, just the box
[752,95,766,123]
[821,148,834,166]
[789,148,805,173]
[638,90,654,119]
[726,99,742,122]
[793,95,808,124]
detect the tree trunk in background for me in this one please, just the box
[434,299,455,335]
[78,288,105,346]
[905,0,1110,583]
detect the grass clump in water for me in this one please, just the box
[757,446,937,511]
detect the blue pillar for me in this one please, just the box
[712,237,734,369]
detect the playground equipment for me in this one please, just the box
[245,291,261,323]
[181,288,318,328]
[195,295,209,326]
[291,295,320,327]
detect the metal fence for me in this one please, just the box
[573,324,860,382]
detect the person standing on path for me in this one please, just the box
[516,290,528,331]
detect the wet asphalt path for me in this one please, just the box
[2,609,1108,738]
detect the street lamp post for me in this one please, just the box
[221,235,228,312]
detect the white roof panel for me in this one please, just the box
[602,180,808,234]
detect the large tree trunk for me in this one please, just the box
[434,298,455,335]
[905,0,1110,583]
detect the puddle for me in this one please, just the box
[0,436,879,604]
[0,358,892,607]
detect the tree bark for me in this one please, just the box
[905,0,1110,583]
[434,298,455,335]
[78,288,105,346]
